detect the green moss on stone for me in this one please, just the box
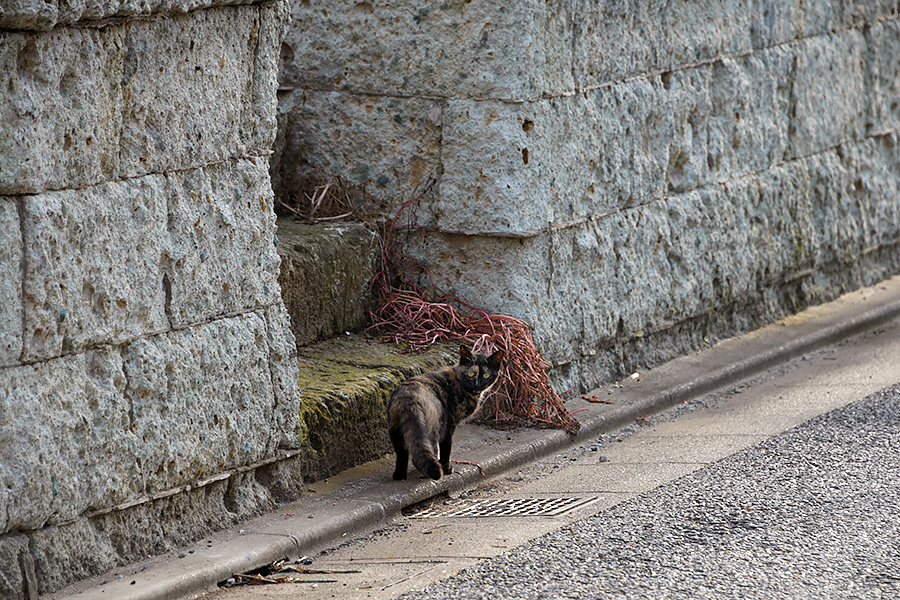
[292,335,454,482]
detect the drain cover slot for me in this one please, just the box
[413,496,599,518]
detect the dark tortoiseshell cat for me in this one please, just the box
[388,345,504,480]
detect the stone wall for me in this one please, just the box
[0,1,303,595]
[276,1,900,390]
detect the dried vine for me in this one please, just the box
[367,188,580,434]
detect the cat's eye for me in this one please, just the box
[482,372,492,379]
[467,369,477,378]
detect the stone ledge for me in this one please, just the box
[276,218,379,346]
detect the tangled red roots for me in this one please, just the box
[367,192,580,434]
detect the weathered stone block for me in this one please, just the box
[572,0,753,88]
[163,157,281,327]
[0,4,287,196]
[436,98,562,234]
[273,90,443,212]
[750,0,897,47]
[865,19,900,135]
[807,134,900,273]
[0,199,22,366]
[0,0,259,30]
[123,312,276,494]
[281,0,572,101]
[263,303,303,450]
[706,46,792,180]
[276,219,378,346]
[21,175,169,361]
[660,67,713,194]
[118,6,256,178]
[436,49,793,234]
[0,27,123,195]
[0,349,139,533]
[0,0,56,31]
[247,0,290,153]
[0,534,32,600]
[787,29,866,159]
[27,519,120,595]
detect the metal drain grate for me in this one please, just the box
[412,496,599,518]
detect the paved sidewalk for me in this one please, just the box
[207,306,900,599]
[50,276,900,600]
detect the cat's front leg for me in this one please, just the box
[390,428,409,480]
[439,434,453,475]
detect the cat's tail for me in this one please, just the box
[412,450,442,480]
[406,423,442,481]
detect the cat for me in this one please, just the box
[388,345,504,481]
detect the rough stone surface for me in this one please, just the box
[0,534,31,600]
[0,3,281,196]
[0,26,123,194]
[18,157,282,360]
[277,6,900,398]
[26,480,247,595]
[573,0,896,87]
[0,0,253,31]
[247,0,289,152]
[432,31,870,236]
[272,89,443,212]
[273,0,896,225]
[0,199,22,366]
[276,219,379,346]
[864,18,900,135]
[0,0,300,596]
[263,303,304,450]
[281,1,571,101]
[0,0,57,30]
[786,29,866,160]
[26,519,121,595]
[163,157,281,328]
[20,175,169,361]
[123,313,276,494]
[572,0,753,88]
[117,6,258,179]
[0,349,139,533]
[409,132,900,391]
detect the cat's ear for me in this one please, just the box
[487,350,504,369]
[459,345,474,365]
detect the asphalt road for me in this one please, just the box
[400,383,900,600]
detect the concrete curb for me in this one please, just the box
[52,276,900,600]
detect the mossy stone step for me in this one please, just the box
[294,335,455,483]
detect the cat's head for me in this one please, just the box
[456,345,504,394]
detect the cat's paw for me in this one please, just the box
[423,461,443,480]
[392,470,407,481]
